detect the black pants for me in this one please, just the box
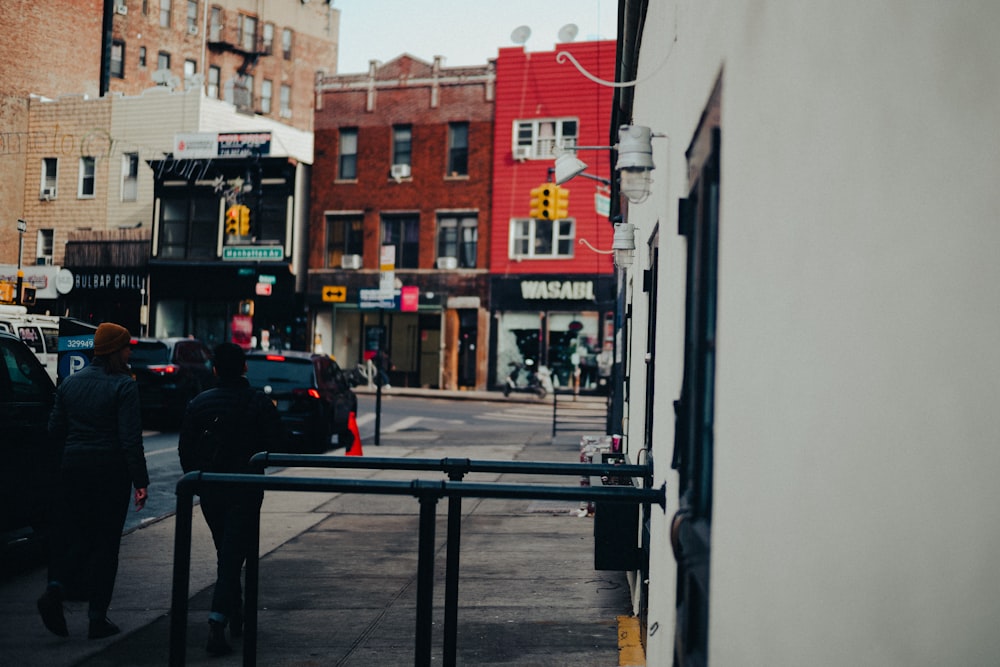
[199,489,263,624]
[47,464,131,620]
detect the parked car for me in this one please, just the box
[129,337,215,427]
[244,350,357,453]
[0,305,60,385]
[0,331,58,550]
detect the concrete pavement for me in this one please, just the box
[0,389,640,666]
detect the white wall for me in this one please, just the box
[626,2,1000,665]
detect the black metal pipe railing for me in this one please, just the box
[251,454,651,666]
[170,460,662,667]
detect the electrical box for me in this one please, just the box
[593,453,644,571]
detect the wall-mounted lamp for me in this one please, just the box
[611,222,636,268]
[554,125,663,204]
[578,222,637,269]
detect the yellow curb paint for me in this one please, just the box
[617,615,645,666]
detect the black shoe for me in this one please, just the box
[206,620,232,656]
[230,607,243,638]
[88,617,121,639]
[37,588,68,637]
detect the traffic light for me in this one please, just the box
[529,183,555,219]
[21,285,36,306]
[225,205,250,235]
[238,299,254,317]
[552,185,569,219]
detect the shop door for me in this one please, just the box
[457,309,477,387]
[671,123,719,667]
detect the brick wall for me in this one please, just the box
[310,55,495,272]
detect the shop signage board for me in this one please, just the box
[360,288,397,310]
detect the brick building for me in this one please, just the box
[310,55,496,389]
[0,0,104,266]
[107,0,338,132]
[490,41,618,390]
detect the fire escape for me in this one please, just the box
[206,11,272,115]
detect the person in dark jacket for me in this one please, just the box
[37,322,149,640]
[178,342,285,656]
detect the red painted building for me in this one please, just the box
[489,41,617,390]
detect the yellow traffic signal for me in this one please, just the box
[225,205,250,235]
[529,183,555,219]
[552,185,569,219]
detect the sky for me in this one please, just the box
[332,0,618,74]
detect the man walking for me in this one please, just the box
[178,343,285,656]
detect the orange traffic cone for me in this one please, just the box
[345,411,363,456]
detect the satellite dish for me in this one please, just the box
[510,25,532,45]
[558,23,579,43]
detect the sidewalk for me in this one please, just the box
[0,406,636,666]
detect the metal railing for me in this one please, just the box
[551,388,610,436]
[169,454,663,667]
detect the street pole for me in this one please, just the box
[16,219,26,305]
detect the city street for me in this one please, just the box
[127,394,556,533]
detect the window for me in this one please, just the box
[138,46,147,68]
[122,153,139,201]
[184,59,197,83]
[78,157,96,198]
[393,125,412,167]
[380,215,420,269]
[233,73,252,110]
[325,214,364,268]
[209,7,222,41]
[36,230,54,264]
[207,65,220,98]
[508,217,575,259]
[159,0,172,27]
[279,84,291,117]
[282,28,293,59]
[158,190,220,259]
[158,51,171,71]
[40,158,57,198]
[186,1,198,32]
[447,122,468,176]
[261,79,272,114]
[437,214,477,268]
[110,41,125,78]
[239,14,257,52]
[513,118,578,159]
[262,23,274,54]
[338,128,358,180]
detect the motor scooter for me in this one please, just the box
[502,359,551,398]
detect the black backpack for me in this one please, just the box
[194,389,255,473]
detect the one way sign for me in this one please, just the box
[321,285,347,302]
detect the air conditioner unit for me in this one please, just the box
[279,108,292,119]
[35,257,53,266]
[436,256,458,270]
[40,188,54,200]
[340,254,363,270]
[390,164,411,180]
[116,4,128,15]
[513,146,532,161]
[187,25,198,36]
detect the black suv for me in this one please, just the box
[0,331,58,549]
[245,350,357,453]
[129,337,215,427]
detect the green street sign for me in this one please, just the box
[222,247,284,261]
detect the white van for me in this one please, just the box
[0,305,60,384]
